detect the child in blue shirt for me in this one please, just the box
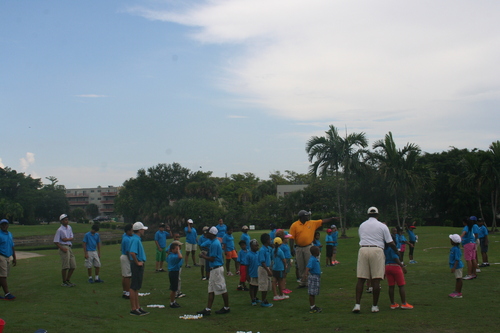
[83,224,103,283]
[478,219,489,267]
[449,234,464,298]
[154,224,170,272]
[167,242,183,308]
[272,237,287,301]
[275,230,292,294]
[245,239,261,305]
[237,240,249,291]
[384,237,413,310]
[258,233,273,308]
[313,231,322,255]
[406,223,418,264]
[222,227,239,276]
[303,246,322,313]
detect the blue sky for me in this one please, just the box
[2,0,500,188]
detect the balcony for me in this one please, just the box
[66,193,89,198]
[100,208,114,212]
[69,201,89,206]
[100,200,114,204]
[101,192,118,196]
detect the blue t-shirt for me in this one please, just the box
[121,233,131,255]
[306,255,321,275]
[167,252,183,271]
[222,234,235,251]
[478,225,488,239]
[281,243,292,259]
[238,249,248,264]
[272,248,285,271]
[0,230,14,257]
[449,246,464,269]
[269,229,277,241]
[313,239,322,251]
[407,229,416,242]
[216,224,227,239]
[384,247,399,264]
[129,233,147,262]
[259,245,272,267]
[244,250,260,278]
[462,225,479,244]
[198,235,209,249]
[240,232,251,248]
[155,230,170,248]
[83,231,100,251]
[208,238,224,268]
[184,226,197,244]
[394,234,402,248]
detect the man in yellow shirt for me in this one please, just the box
[289,210,338,288]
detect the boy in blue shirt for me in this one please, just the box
[449,234,464,298]
[0,219,16,300]
[167,241,183,308]
[154,223,170,272]
[83,224,103,283]
[258,233,273,308]
[184,219,198,268]
[237,240,249,291]
[240,225,251,248]
[120,224,133,299]
[245,239,261,305]
[478,219,489,267]
[222,227,239,276]
[198,226,210,280]
[384,237,413,310]
[129,222,149,316]
[272,237,287,301]
[304,246,322,313]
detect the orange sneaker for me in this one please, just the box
[401,303,414,310]
[390,303,400,310]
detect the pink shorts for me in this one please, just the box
[463,243,476,261]
[385,264,405,286]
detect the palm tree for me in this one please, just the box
[483,141,500,231]
[457,150,488,222]
[371,132,424,227]
[306,125,368,236]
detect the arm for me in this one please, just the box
[302,266,310,282]
[83,242,88,259]
[11,246,16,267]
[130,252,143,266]
[261,261,272,277]
[393,255,407,274]
[97,241,101,257]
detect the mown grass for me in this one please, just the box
[1,226,499,332]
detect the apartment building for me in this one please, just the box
[65,185,121,220]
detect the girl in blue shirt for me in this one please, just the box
[272,237,287,301]
[167,242,183,308]
[449,234,464,298]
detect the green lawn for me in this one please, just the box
[1,227,499,332]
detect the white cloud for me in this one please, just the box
[20,152,35,171]
[0,158,4,168]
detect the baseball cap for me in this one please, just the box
[133,222,148,231]
[202,226,209,232]
[274,237,282,245]
[367,207,379,214]
[187,219,194,224]
[327,228,332,233]
[209,226,218,235]
[409,226,416,229]
[449,234,461,244]
[0,219,8,224]
[59,214,68,221]
[242,225,249,230]
[298,210,310,217]
[171,240,183,246]
[330,225,336,229]
[469,216,477,221]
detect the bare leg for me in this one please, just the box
[371,278,382,306]
[355,278,366,304]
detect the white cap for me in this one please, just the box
[60,214,68,221]
[187,219,194,223]
[449,234,461,244]
[367,206,379,214]
[209,226,218,235]
[133,222,148,231]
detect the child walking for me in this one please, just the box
[449,234,464,298]
[303,246,322,313]
[272,237,288,301]
[167,242,183,308]
[384,235,413,310]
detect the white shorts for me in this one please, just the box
[0,255,11,277]
[356,247,385,280]
[120,254,131,277]
[185,243,197,252]
[84,251,101,269]
[208,266,227,295]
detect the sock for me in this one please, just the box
[310,305,315,309]
[95,275,99,280]
[224,306,230,310]
[89,276,92,279]
[206,308,211,311]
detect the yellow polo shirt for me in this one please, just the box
[289,219,323,246]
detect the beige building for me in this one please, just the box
[276,184,309,198]
[65,185,121,220]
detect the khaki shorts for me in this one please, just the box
[185,243,197,252]
[84,251,101,269]
[120,255,131,277]
[257,266,272,291]
[356,247,385,279]
[249,277,259,286]
[59,245,77,270]
[454,268,463,279]
[0,255,11,277]
[208,266,227,295]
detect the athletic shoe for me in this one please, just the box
[283,289,293,294]
[65,281,76,287]
[463,275,473,280]
[251,298,261,306]
[282,294,290,299]
[401,303,413,310]
[479,263,488,267]
[157,268,166,272]
[251,300,257,306]
[236,271,240,275]
[452,293,463,298]
[471,274,477,279]
[261,301,273,307]
[185,265,191,268]
[237,285,244,291]
[138,308,150,315]
[476,268,481,273]
[215,307,230,314]
[273,295,284,301]
[122,294,130,299]
[201,276,207,281]
[296,279,301,283]
[194,264,200,267]
[176,293,186,298]
[88,277,94,284]
[390,303,400,310]
[130,310,142,316]
[297,285,307,289]
[448,292,457,298]
[243,287,249,291]
[4,293,16,300]
[309,306,322,313]
[366,287,373,293]
[371,305,380,313]
[94,278,104,283]
[61,282,70,287]
[227,271,234,276]
[352,304,361,313]
[197,309,211,316]
[170,302,181,308]
[409,260,417,264]
[334,260,340,264]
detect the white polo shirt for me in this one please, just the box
[358,217,393,249]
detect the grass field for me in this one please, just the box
[1,226,500,332]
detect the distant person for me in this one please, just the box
[129,222,149,316]
[449,234,464,298]
[240,225,251,248]
[184,219,198,268]
[352,207,398,314]
[272,237,287,302]
[384,233,413,310]
[222,227,238,276]
[154,223,170,272]
[326,226,339,266]
[245,239,261,305]
[167,241,183,309]
[237,240,249,291]
[406,222,418,264]
[303,246,322,313]
[120,223,133,299]
[53,214,76,287]
[461,216,479,280]
[0,219,16,300]
[83,224,103,283]
[198,226,210,281]
[477,219,489,267]
[313,231,322,255]
[275,229,293,294]
[258,233,273,308]
[289,210,338,288]
[269,224,277,242]
[216,218,227,242]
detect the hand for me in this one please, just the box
[137,261,144,267]
[451,268,455,273]
[402,266,407,274]
[85,253,88,259]
[12,259,16,267]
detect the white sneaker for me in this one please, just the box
[273,295,284,301]
[352,304,361,313]
[282,294,290,299]
[371,305,379,313]
[476,268,481,273]
[463,275,473,280]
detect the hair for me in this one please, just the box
[169,243,179,252]
[250,239,259,250]
[260,233,270,245]
[310,246,320,257]
[275,229,285,239]
[274,240,281,257]
[466,218,475,234]
[124,223,133,233]
[314,231,320,238]
[238,240,246,246]
[91,224,100,232]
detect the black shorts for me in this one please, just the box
[130,262,144,291]
[326,245,334,257]
[169,271,180,292]
[272,270,283,279]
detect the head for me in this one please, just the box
[227,226,233,235]
[391,227,397,235]
[449,234,461,246]
[269,223,276,231]
[187,219,194,226]
[298,210,311,223]
[202,226,209,235]
[218,218,224,225]
[159,224,165,230]
[273,237,282,247]
[169,242,180,253]
[91,224,100,233]
[207,226,218,240]
[250,239,259,252]
[314,231,320,240]
[0,219,8,231]
[260,233,271,246]
[367,206,379,218]
[173,233,180,241]
[60,214,69,226]
[327,228,332,234]
[133,221,148,235]
[478,218,484,226]
[330,225,337,232]
[396,226,403,235]
[124,223,133,236]
[239,240,247,250]
[310,245,320,257]
[275,229,285,240]
[241,225,249,233]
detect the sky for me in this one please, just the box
[2,0,500,189]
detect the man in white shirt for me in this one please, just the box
[352,207,399,314]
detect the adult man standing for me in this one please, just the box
[353,207,398,313]
[184,219,198,268]
[216,218,227,242]
[289,210,338,288]
[0,219,16,300]
[54,214,76,287]
[197,226,230,315]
